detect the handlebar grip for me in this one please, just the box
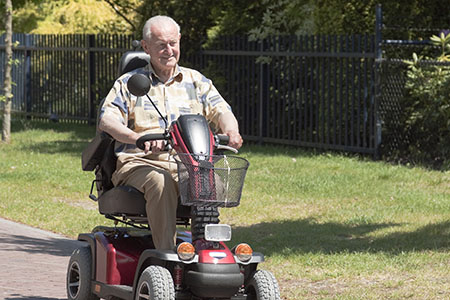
[136,133,167,150]
[216,134,230,145]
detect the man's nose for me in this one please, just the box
[164,44,173,55]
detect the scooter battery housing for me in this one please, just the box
[94,231,152,285]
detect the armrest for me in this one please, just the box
[81,131,114,171]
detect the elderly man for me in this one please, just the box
[98,15,243,250]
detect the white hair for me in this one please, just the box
[142,15,180,41]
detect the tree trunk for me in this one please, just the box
[2,0,13,143]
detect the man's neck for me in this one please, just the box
[151,63,175,84]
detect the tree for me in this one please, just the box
[249,0,315,40]
[0,0,45,33]
[102,0,141,32]
[1,0,13,143]
[0,0,139,34]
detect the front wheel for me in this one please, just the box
[66,246,99,300]
[135,265,175,300]
[245,269,281,300]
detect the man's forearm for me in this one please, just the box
[218,111,243,149]
[98,114,140,145]
[218,111,240,134]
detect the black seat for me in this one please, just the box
[99,186,147,217]
[81,50,190,225]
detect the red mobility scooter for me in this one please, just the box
[67,46,280,300]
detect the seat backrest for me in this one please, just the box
[117,51,150,77]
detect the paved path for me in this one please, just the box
[0,218,82,300]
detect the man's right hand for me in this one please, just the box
[145,140,166,154]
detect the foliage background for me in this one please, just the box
[2,0,449,42]
[398,33,450,169]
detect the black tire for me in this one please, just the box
[135,265,175,300]
[245,270,281,300]
[66,246,99,300]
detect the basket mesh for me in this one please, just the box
[174,154,249,207]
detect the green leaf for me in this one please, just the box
[430,35,441,42]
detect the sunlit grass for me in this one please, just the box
[0,119,112,236]
[0,119,449,299]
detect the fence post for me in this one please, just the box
[258,39,268,144]
[373,4,383,159]
[87,35,96,125]
[24,34,32,118]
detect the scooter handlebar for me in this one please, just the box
[215,134,239,153]
[136,132,234,152]
[136,133,168,150]
[216,134,230,145]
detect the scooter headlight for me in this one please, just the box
[205,224,232,242]
[177,242,195,261]
[235,243,253,262]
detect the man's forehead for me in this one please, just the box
[153,36,178,43]
[150,23,179,38]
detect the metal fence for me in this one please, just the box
[378,19,450,159]
[1,32,381,156]
[0,34,134,122]
[188,34,379,155]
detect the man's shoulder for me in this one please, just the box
[179,65,201,76]
[179,66,210,84]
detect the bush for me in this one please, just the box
[400,32,450,169]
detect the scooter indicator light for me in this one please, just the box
[177,242,195,261]
[235,243,253,262]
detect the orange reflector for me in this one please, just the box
[235,243,253,262]
[177,242,195,261]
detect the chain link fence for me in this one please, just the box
[378,27,449,167]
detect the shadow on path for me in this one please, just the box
[5,296,64,300]
[0,233,80,257]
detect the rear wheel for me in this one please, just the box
[66,246,99,300]
[245,270,281,300]
[135,265,175,300]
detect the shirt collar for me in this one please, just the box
[147,63,183,85]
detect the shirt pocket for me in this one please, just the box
[134,98,162,130]
[189,101,204,114]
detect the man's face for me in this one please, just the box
[142,23,181,74]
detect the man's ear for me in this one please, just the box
[141,39,148,52]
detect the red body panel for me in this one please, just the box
[194,239,236,264]
[94,232,153,285]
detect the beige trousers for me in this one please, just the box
[112,153,179,250]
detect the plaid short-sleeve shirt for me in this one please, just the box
[100,64,232,156]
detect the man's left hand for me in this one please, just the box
[226,131,243,150]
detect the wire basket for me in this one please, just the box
[174,153,250,208]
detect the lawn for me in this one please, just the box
[0,119,449,299]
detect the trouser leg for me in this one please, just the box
[112,157,178,250]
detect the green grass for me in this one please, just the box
[1,119,449,299]
[0,119,111,236]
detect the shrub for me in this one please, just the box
[399,32,450,169]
